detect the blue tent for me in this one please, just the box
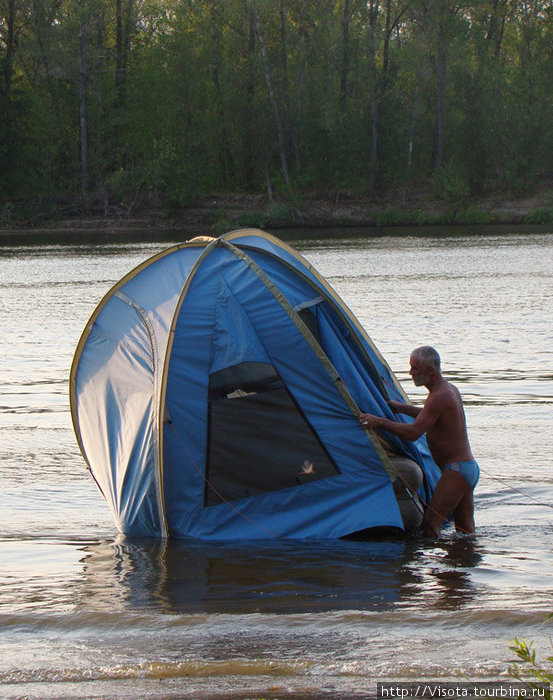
[70,229,440,540]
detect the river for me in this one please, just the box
[1,227,552,699]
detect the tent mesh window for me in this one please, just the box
[205,362,339,507]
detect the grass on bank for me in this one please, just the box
[209,202,552,233]
[507,615,553,698]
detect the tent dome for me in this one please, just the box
[70,229,440,540]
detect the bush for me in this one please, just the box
[454,205,494,225]
[524,208,553,224]
[436,163,471,203]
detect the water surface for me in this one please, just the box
[1,228,552,699]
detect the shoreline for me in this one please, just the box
[2,188,553,239]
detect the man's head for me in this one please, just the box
[409,346,441,387]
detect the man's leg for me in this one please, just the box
[453,489,475,534]
[423,469,471,538]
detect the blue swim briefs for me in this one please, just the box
[443,460,480,489]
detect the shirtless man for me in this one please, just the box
[359,346,479,538]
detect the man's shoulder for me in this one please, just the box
[427,380,459,406]
[433,380,463,409]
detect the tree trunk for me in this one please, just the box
[4,0,16,98]
[408,84,419,170]
[31,0,59,115]
[209,3,234,181]
[486,0,507,59]
[435,1,446,173]
[116,0,123,97]
[339,0,351,114]
[293,59,305,170]
[279,2,292,161]
[367,0,379,195]
[243,3,257,187]
[115,0,134,106]
[292,1,310,171]
[382,0,392,78]
[253,8,293,197]
[78,21,89,193]
[382,0,407,77]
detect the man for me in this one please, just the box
[359,346,479,538]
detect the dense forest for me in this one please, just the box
[1,0,553,221]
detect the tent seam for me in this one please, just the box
[115,291,166,538]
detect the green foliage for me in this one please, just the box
[508,636,553,698]
[237,210,269,229]
[209,202,297,234]
[208,207,235,236]
[435,163,472,204]
[104,169,138,210]
[373,208,428,227]
[266,204,296,226]
[0,203,17,227]
[2,0,553,214]
[524,208,553,225]
[453,206,494,225]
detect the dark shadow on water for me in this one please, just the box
[77,533,483,615]
[0,228,184,248]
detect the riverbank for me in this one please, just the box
[3,184,553,237]
[189,186,553,232]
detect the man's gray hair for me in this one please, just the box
[411,345,441,371]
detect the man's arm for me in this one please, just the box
[360,392,444,443]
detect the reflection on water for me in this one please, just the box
[411,539,484,612]
[76,535,483,617]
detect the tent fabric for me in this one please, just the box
[70,229,441,541]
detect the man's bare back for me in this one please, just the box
[422,378,473,468]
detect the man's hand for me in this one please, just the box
[387,400,404,413]
[359,413,381,429]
